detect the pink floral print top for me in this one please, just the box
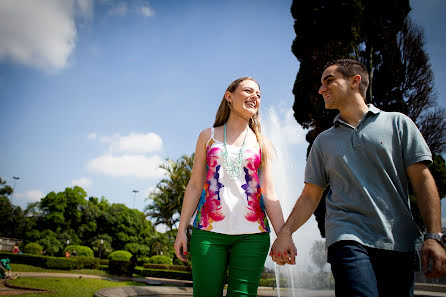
[191,128,270,234]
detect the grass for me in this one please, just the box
[10,263,111,276]
[8,277,145,297]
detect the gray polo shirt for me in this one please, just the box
[305,105,432,252]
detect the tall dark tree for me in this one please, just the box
[291,0,446,236]
[0,178,27,238]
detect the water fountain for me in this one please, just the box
[263,106,334,296]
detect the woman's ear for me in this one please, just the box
[224,91,232,103]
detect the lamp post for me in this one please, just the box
[11,176,20,205]
[132,190,139,209]
[98,239,104,259]
[66,239,70,246]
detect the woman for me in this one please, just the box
[174,77,285,297]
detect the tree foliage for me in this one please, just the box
[145,154,194,232]
[290,0,446,236]
[310,240,328,272]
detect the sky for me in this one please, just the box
[1,0,446,267]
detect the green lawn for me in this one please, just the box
[11,263,111,276]
[8,277,145,297]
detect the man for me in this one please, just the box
[270,59,446,296]
[0,258,11,279]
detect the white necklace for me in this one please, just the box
[222,123,248,180]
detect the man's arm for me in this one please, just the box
[407,162,446,278]
[270,182,324,265]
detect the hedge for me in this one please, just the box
[259,278,287,287]
[142,263,189,271]
[136,267,192,280]
[0,252,99,270]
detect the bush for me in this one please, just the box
[259,278,287,287]
[109,250,132,261]
[0,251,100,270]
[64,245,94,257]
[23,243,43,255]
[136,267,192,280]
[142,263,189,272]
[108,260,132,276]
[147,255,172,265]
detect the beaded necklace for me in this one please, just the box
[222,123,248,180]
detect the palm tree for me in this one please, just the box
[145,154,194,232]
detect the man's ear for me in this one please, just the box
[225,91,232,102]
[351,74,362,90]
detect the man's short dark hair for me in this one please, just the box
[324,59,370,99]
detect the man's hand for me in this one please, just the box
[421,239,446,278]
[269,230,297,265]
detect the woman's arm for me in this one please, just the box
[260,138,285,235]
[174,129,209,261]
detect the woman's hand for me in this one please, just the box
[174,229,188,262]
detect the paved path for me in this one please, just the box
[3,272,446,297]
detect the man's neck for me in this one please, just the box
[338,100,369,128]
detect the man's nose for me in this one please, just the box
[318,85,325,94]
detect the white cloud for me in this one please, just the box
[108,2,128,16]
[70,177,92,189]
[116,132,163,153]
[87,154,164,179]
[0,0,93,72]
[15,190,45,204]
[88,133,97,140]
[140,5,154,17]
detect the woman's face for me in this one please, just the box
[226,79,261,119]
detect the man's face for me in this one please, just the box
[318,65,350,110]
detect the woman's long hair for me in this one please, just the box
[213,77,267,166]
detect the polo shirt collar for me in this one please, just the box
[333,104,381,127]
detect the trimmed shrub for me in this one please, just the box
[23,242,43,255]
[147,255,172,265]
[136,267,192,280]
[0,251,99,270]
[142,263,189,272]
[108,259,132,276]
[109,250,132,261]
[64,245,94,257]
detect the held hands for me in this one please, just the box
[174,229,188,262]
[421,239,446,278]
[269,230,297,265]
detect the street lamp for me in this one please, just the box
[11,176,20,205]
[98,239,104,259]
[66,239,70,246]
[132,190,139,209]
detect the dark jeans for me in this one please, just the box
[327,240,416,297]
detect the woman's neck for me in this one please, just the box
[226,113,250,134]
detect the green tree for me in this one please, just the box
[145,154,194,232]
[0,178,27,238]
[39,186,87,233]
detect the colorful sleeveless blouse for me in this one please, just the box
[191,128,270,234]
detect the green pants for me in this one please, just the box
[190,228,270,297]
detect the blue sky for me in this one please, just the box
[0,0,445,237]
